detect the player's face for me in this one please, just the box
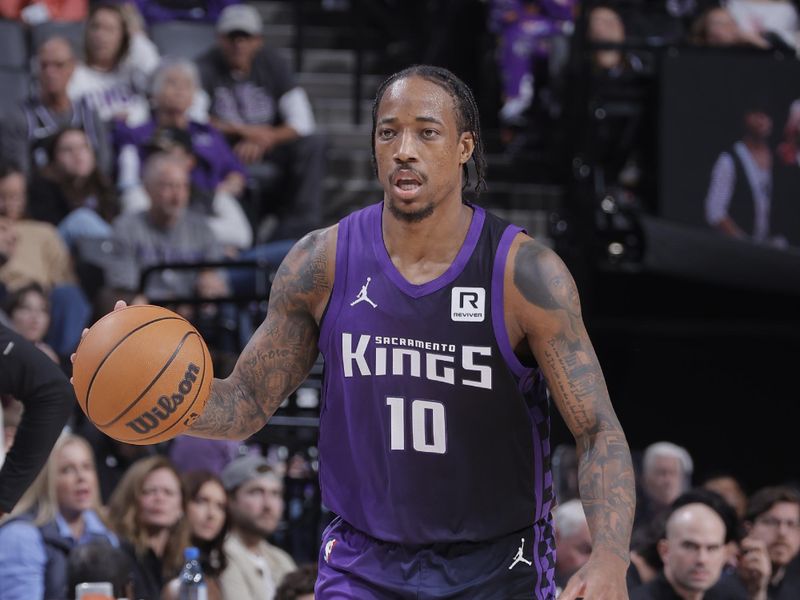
[55,441,98,517]
[187,480,227,542]
[662,512,726,592]
[139,467,183,529]
[749,502,800,567]
[231,475,284,537]
[374,76,474,223]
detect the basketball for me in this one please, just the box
[72,305,213,445]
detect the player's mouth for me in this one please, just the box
[391,170,424,200]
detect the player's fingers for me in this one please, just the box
[558,578,586,600]
[114,300,128,311]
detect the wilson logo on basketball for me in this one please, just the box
[125,363,200,435]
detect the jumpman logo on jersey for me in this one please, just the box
[508,537,533,570]
[350,277,377,308]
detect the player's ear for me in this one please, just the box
[458,131,475,165]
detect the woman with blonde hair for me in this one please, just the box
[107,455,190,600]
[0,433,118,600]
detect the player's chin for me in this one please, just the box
[387,196,435,223]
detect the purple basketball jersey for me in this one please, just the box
[318,202,554,545]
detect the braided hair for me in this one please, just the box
[371,65,487,197]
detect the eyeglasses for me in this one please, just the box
[755,516,800,531]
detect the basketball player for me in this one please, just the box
[104,66,635,598]
[0,323,74,516]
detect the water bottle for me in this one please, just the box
[178,547,207,600]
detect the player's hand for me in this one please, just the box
[559,552,629,600]
[69,301,129,381]
[737,536,770,598]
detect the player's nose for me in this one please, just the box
[393,130,418,162]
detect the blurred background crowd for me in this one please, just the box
[0,0,798,598]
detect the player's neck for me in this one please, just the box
[382,198,472,284]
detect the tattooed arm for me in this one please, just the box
[189,226,336,440]
[506,234,635,600]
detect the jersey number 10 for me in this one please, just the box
[386,397,447,454]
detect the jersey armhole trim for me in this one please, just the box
[491,226,533,382]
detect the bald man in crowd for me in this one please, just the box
[632,502,727,599]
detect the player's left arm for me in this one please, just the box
[506,234,635,597]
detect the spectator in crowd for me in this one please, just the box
[726,0,800,51]
[0,163,91,358]
[0,37,110,177]
[488,0,577,126]
[705,103,779,245]
[114,58,250,250]
[163,470,228,600]
[220,454,297,600]
[196,4,326,241]
[725,486,800,599]
[68,3,160,125]
[778,98,800,167]
[107,455,190,600]
[67,541,135,600]
[588,5,643,76]
[0,0,86,24]
[553,498,592,591]
[0,433,118,600]
[104,152,228,304]
[28,127,118,251]
[631,502,728,600]
[275,563,317,600]
[689,6,772,47]
[702,473,749,520]
[636,442,693,532]
[5,283,59,363]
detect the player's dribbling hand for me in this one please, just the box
[559,553,629,600]
[69,300,129,382]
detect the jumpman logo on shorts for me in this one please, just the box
[508,537,533,570]
[350,277,377,308]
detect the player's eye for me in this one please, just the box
[421,129,439,139]
[378,129,395,140]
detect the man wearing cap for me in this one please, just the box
[220,454,297,600]
[196,4,326,242]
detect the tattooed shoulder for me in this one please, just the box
[512,238,580,317]
[270,225,336,314]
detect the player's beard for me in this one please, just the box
[387,197,435,223]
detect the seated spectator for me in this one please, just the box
[553,498,592,592]
[133,0,241,25]
[4,283,59,363]
[163,471,228,600]
[275,564,317,600]
[67,541,134,600]
[702,472,748,520]
[68,3,160,125]
[107,455,190,600]
[0,0,86,24]
[196,4,326,241]
[721,485,800,599]
[488,0,577,126]
[0,163,91,358]
[726,0,799,51]
[28,127,118,250]
[0,37,110,176]
[690,6,771,48]
[0,433,118,600]
[631,502,728,599]
[635,442,693,533]
[114,58,250,250]
[588,5,644,76]
[220,455,297,600]
[104,152,229,304]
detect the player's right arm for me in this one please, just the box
[188,225,337,440]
